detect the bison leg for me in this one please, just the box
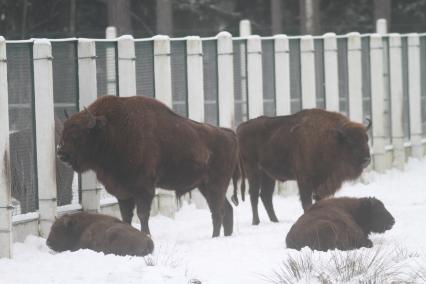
[134,192,154,235]
[297,179,313,212]
[248,175,261,225]
[223,199,234,236]
[199,185,226,238]
[118,198,135,224]
[260,174,278,223]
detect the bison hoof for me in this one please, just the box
[252,220,260,225]
[271,218,279,223]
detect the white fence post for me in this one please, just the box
[33,39,58,237]
[78,39,101,212]
[247,35,264,119]
[239,20,252,37]
[388,34,405,169]
[217,32,235,128]
[347,32,363,122]
[376,19,388,34]
[106,27,117,96]
[407,33,423,158]
[117,35,136,97]
[323,33,339,112]
[0,36,12,258]
[186,36,207,209]
[300,35,316,109]
[153,35,172,107]
[274,35,291,115]
[370,34,387,172]
[153,35,175,216]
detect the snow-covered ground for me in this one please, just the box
[1,158,426,284]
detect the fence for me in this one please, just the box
[1,27,426,258]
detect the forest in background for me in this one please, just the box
[0,0,425,40]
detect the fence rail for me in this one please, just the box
[1,30,426,258]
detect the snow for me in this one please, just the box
[1,158,426,284]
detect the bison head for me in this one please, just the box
[57,108,106,173]
[46,214,77,252]
[358,197,395,234]
[334,120,371,172]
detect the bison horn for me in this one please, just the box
[365,118,372,130]
[84,107,96,128]
[64,109,70,119]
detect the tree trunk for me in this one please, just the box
[107,0,132,36]
[271,0,283,35]
[156,0,173,36]
[374,0,391,28]
[69,0,76,37]
[21,0,28,39]
[299,0,320,35]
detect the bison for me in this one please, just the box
[285,197,395,251]
[46,212,154,256]
[57,95,240,237]
[235,109,371,225]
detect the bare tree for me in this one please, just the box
[271,0,283,35]
[156,0,173,36]
[299,0,321,35]
[107,0,132,35]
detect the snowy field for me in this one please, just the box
[1,158,426,284]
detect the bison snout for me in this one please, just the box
[362,156,371,169]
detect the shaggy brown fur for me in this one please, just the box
[57,95,240,237]
[237,109,371,225]
[46,212,154,256]
[286,197,395,251]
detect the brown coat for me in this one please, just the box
[46,212,154,256]
[285,197,395,251]
[57,95,240,237]
[237,109,371,225]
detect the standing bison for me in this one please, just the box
[286,197,395,251]
[236,109,371,225]
[57,95,239,237]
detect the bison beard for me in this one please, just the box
[46,212,154,256]
[57,95,240,237]
[237,109,371,225]
[285,197,395,251]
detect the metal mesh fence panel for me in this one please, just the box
[314,38,325,109]
[96,41,118,97]
[337,38,349,116]
[171,40,188,117]
[262,39,276,116]
[7,42,38,214]
[420,35,426,138]
[361,37,372,138]
[135,41,155,98]
[52,41,80,206]
[289,38,302,113]
[233,39,247,125]
[401,37,411,142]
[382,37,392,145]
[202,39,218,125]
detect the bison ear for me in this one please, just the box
[332,128,348,143]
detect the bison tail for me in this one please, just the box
[231,152,246,206]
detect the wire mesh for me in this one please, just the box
[202,39,218,125]
[420,35,426,138]
[289,38,302,114]
[337,37,349,116]
[52,41,80,206]
[361,37,373,138]
[233,39,248,125]
[314,38,325,109]
[171,40,188,117]
[381,37,392,146]
[135,41,155,98]
[262,39,276,116]
[7,42,38,215]
[401,37,411,142]
[96,41,118,97]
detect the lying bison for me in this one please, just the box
[47,212,154,256]
[285,197,395,251]
[57,95,240,237]
[236,109,371,225]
